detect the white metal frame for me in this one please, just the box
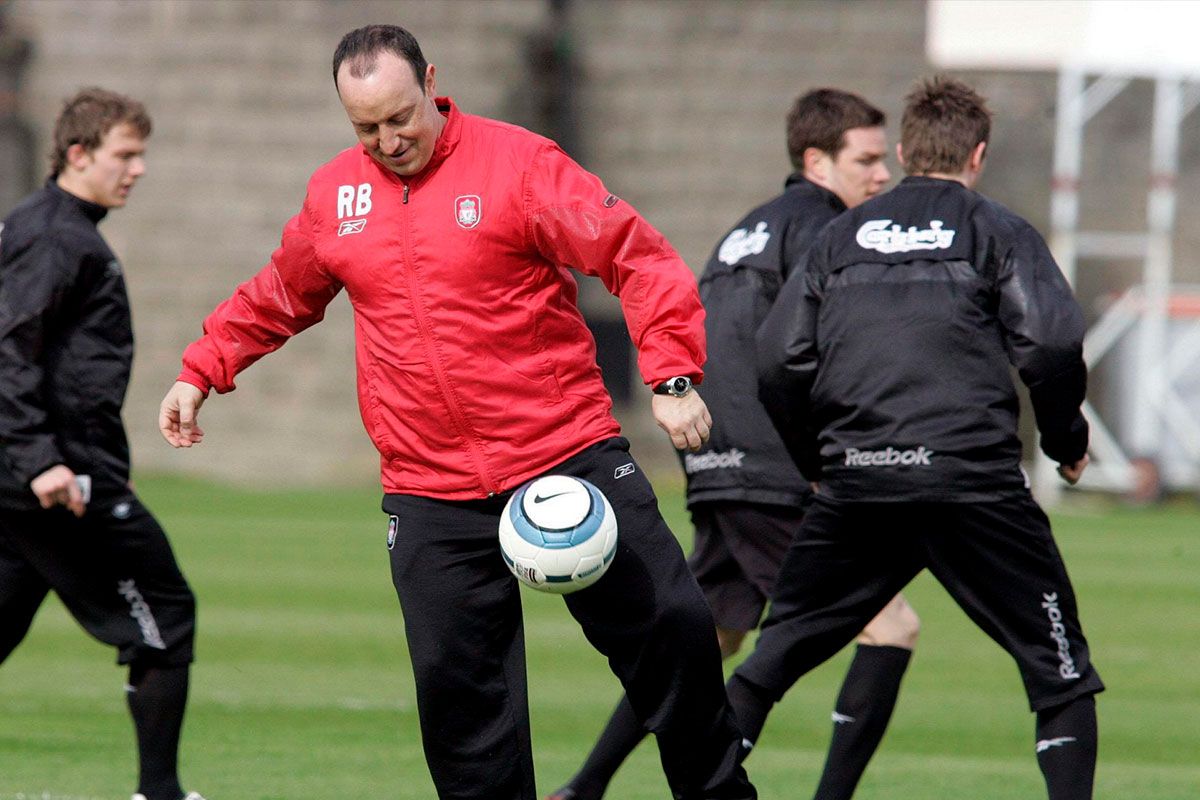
[1038,70,1200,499]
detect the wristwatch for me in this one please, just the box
[653,376,693,398]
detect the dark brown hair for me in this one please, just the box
[332,24,428,89]
[786,88,885,171]
[900,76,992,175]
[51,87,151,177]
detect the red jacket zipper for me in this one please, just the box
[397,179,498,496]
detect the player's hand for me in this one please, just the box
[159,381,207,448]
[1057,454,1089,485]
[652,390,712,452]
[30,464,86,517]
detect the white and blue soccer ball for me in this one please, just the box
[498,475,619,594]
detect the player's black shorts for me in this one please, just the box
[688,501,803,631]
[736,493,1104,712]
[0,493,196,667]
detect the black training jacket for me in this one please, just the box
[682,175,845,508]
[0,181,134,510]
[757,176,1088,502]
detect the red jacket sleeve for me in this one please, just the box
[523,143,705,387]
[178,200,342,394]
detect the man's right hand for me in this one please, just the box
[30,464,86,517]
[159,381,207,448]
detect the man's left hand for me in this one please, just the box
[1057,454,1089,485]
[652,391,712,452]
[30,464,86,517]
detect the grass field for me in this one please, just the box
[0,473,1197,799]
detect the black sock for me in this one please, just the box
[559,695,647,799]
[1035,694,1098,800]
[725,673,774,746]
[126,663,190,800]
[812,644,912,800]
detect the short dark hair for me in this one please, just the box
[900,76,992,175]
[332,24,428,89]
[50,87,151,177]
[786,89,885,171]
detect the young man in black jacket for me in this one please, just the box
[550,89,919,800]
[726,76,1102,800]
[0,88,204,800]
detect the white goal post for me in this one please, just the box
[928,0,1200,501]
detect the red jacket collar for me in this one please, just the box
[427,96,461,172]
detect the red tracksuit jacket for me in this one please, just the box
[178,98,705,499]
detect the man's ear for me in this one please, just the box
[424,63,437,96]
[64,142,93,172]
[803,146,831,182]
[970,140,987,170]
[895,142,907,170]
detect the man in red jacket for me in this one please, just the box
[158,24,755,800]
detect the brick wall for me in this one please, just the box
[4,0,1197,486]
[576,0,928,269]
[5,0,546,486]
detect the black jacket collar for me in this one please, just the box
[46,178,109,224]
[784,173,847,213]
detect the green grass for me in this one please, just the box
[1,474,1197,799]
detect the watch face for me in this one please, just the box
[672,377,689,394]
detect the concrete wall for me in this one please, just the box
[3,0,1197,487]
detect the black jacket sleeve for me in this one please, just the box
[994,221,1089,465]
[756,236,826,480]
[0,236,71,484]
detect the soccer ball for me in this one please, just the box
[498,475,619,594]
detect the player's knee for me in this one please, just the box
[896,595,921,639]
[894,603,921,649]
[860,595,920,650]
[716,627,747,659]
